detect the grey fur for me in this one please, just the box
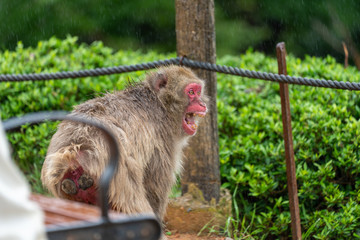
[41,66,208,224]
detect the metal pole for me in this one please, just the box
[276,42,302,239]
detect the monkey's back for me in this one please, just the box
[41,84,181,213]
[41,65,206,225]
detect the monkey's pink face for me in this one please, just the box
[183,83,207,135]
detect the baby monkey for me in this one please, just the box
[41,66,208,225]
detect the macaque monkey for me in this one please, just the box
[41,66,208,225]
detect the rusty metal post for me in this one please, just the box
[276,42,302,239]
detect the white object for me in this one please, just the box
[0,120,47,240]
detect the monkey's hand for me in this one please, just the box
[61,166,97,205]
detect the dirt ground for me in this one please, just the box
[164,186,233,240]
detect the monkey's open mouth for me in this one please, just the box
[183,112,206,135]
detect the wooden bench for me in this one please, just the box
[31,194,161,240]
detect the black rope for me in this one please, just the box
[180,58,360,91]
[1,57,360,91]
[0,58,180,82]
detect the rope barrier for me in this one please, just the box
[1,57,360,91]
[180,58,360,91]
[0,58,179,82]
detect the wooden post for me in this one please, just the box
[175,0,220,202]
[276,42,302,239]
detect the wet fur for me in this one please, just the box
[41,66,207,221]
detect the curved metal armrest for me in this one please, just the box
[3,111,161,240]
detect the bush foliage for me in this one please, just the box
[1,37,360,239]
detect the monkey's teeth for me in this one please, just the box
[186,113,206,118]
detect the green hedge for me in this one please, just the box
[1,37,360,239]
[218,52,360,239]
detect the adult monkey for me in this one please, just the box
[41,66,208,226]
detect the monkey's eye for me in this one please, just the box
[188,89,195,95]
[197,91,201,96]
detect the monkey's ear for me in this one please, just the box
[153,73,168,92]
